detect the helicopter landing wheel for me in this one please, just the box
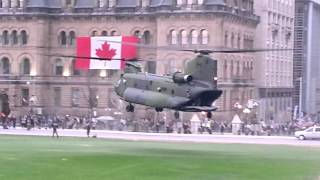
[206,112,212,119]
[126,104,134,112]
[155,107,163,112]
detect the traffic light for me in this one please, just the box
[0,93,10,116]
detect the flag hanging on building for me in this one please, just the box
[75,36,138,70]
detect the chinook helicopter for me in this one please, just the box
[115,51,222,116]
[52,42,293,118]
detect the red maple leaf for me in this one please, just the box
[95,42,117,60]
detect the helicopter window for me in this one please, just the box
[191,30,198,45]
[59,31,67,46]
[1,57,10,74]
[21,30,28,45]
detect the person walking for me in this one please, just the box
[52,118,59,138]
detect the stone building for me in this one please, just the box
[0,0,258,122]
[254,0,295,124]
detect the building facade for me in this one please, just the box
[293,0,320,121]
[0,0,258,122]
[254,0,294,124]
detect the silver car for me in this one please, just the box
[295,126,320,140]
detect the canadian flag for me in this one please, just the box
[75,36,138,70]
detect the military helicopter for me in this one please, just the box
[115,51,221,116]
[53,42,293,118]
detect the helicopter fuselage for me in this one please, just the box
[115,72,222,112]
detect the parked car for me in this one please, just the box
[295,126,320,140]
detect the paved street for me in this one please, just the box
[0,128,319,148]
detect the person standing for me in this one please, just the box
[52,118,59,138]
[86,119,92,137]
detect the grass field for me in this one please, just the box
[0,135,319,180]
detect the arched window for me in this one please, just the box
[0,57,10,74]
[68,31,76,46]
[0,0,2,8]
[8,0,11,8]
[91,30,98,37]
[231,33,235,48]
[170,30,177,45]
[230,60,233,77]
[11,30,18,45]
[21,30,28,45]
[223,60,227,79]
[191,29,198,45]
[224,31,228,47]
[59,31,67,45]
[142,31,151,44]
[133,30,141,38]
[54,59,63,76]
[101,30,108,36]
[3,31,9,45]
[21,58,30,75]
[72,59,80,76]
[200,29,208,44]
[110,30,117,36]
[237,33,241,48]
[181,30,187,45]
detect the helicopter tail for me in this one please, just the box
[184,54,218,86]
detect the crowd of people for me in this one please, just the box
[0,113,316,136]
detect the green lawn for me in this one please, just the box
[0,135,319,180]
